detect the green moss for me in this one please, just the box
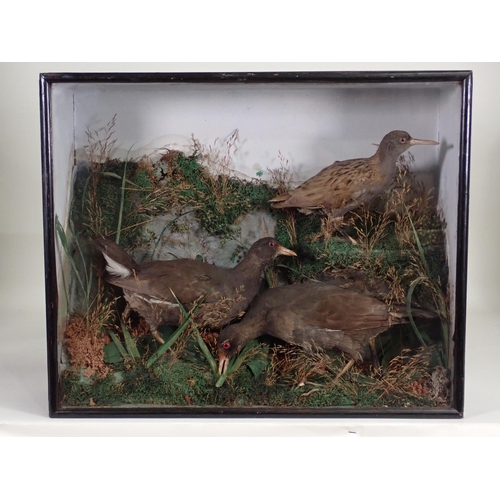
[168,153,277,238]
[60,354,438,409]
[62,360,215,407]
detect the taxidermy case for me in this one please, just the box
[40,71,471,417]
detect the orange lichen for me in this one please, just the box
[64,315,111,378]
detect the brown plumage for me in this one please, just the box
[96,237,296,343]
[269,130,439,216]
[217,282,436,379]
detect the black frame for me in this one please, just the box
[40,70,472,418]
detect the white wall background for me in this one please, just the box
[50,78,459,356]
[1,62,499,438]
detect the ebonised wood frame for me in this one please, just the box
[40,70,472,418]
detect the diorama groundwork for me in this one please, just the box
[57,128,451,410]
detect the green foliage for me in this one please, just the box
[247,344,270,377]
[170,290,218,377]
[104,331,129,363]
[145,298,205,368]
[71,159,151,248]
[169,153,277,238]
[215,340,270,388]
[55,215,93,313]
[404,206,449,361]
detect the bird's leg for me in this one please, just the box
[335,225,358,246]
[151,329,165,344]
[150,309,165,344]
[321,211,357,245]
[333,358,356,383]
[369,338,380,370]
[123,303,133,325]
[122,302,165,344]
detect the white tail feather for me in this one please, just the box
[102,253,132,278]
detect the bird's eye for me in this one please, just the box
[268,241,276,248]
[222,341,231,349]
[399,137,407,144]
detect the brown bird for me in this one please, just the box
[269,130,439,216]
[217,281,436,379]
[96,237,296,343]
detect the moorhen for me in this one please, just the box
[217,281,436,379]
[269,130,439,216]
[96,237,296,343]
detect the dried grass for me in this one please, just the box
[281,212,298,248]
[268,151,294,194]
[367,347,433,399]
[191,129,240,207]
[64,274,116,377]
[314,212,352,247]
[389,155,438,248]
[195,287,247,328]
[267,345,333,387]
[81,116,119,239]
[352,202,392,255]
[84,115,118,165]
[128,316,150,338]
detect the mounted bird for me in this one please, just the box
[269,130,439,217]
[217,281,436,380]
[96,236,296,343]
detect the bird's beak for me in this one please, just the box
[409,137,440,146]
[276,245,297,257]
[218,353,231,375]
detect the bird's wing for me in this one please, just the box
[108,259,222,303]
[271,158,381,213]
[311,289,392,332]
[268,283,391,332]
[259,284,392,359]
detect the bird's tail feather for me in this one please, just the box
[102,253,133,278]
[94,236,139,279]
[269,193,291,207]
[391,304,438,320]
